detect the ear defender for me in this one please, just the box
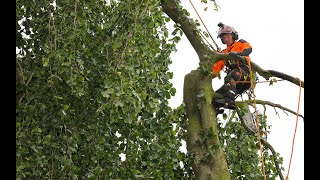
[232,33,239,41]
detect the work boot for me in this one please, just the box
[215,107,224,115]
[214,83,237,110]
[214,98,236,110]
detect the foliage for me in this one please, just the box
[16,0,283,179]
[16,0,187,179]
[218,109,284,179]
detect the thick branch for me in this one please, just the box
[215,54,305,88]
[161,0,211,60]
[250,61,304,88]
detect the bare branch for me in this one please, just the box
[250,61,304,88]
[242,99,304,121]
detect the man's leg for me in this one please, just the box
[213,69,242,109]
[214,81,237,109]
[235,67,251,94]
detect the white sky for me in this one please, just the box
[168,0,304,179]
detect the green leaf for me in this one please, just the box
[63,104,69,110]
[101,91,110,98]
[114,100,124,107]
[42,58,49,67]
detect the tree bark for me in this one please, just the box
[184,70,230,180]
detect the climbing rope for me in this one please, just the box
[232,68,303,179]
[199,31,216,51]
[246,58,267,180]
[285,79,302,180]
[188,0,221,51]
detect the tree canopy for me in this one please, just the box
[16,0,303,179]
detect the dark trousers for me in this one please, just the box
[216,66,251,98]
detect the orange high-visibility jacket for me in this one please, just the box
[212,39,252,76]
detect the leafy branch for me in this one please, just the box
[235,106,285,180]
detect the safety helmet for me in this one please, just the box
[217,22,238,44]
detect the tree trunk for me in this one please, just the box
[184,70,230,180]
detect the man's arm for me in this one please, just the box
[212,60,225,77]
[236,39,252,56]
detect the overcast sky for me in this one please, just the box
[168,0,304,179]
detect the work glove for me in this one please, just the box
[229,52,239,57]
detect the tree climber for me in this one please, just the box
[212,22,252,110]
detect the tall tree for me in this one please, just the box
[16,0,303,179]
[161,0,304,179]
